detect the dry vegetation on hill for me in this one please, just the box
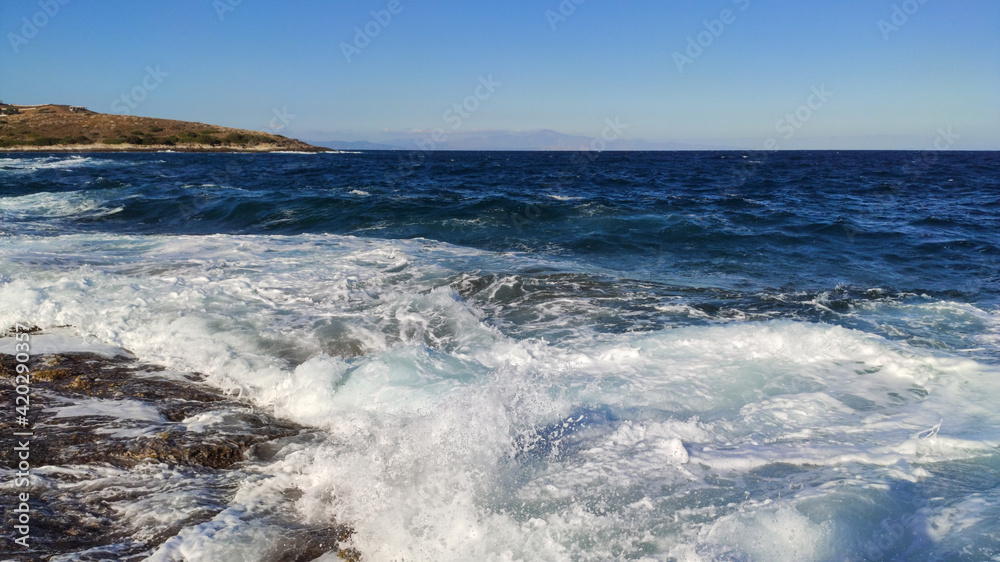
[0,104,328,152]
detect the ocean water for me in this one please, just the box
[1,150,999,560]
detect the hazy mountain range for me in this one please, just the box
[310,129,723,151]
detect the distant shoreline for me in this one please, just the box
[0,144,328,153]
[0,103,330,153]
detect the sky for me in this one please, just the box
[1,0,998,149]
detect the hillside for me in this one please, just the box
[0,104,329,152]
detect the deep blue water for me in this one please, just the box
[3,151,998,347]
[4,151,998,296]
[1,150,999,560]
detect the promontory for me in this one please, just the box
[0,103,330,152]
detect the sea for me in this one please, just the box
[1,150,998,561]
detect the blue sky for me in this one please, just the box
[1,0,998,149]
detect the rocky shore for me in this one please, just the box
[0,328,359,561]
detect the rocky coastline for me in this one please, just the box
[0,328,359,561]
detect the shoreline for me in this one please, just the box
[0,143,330,153]
[0,104,331,153]
[0,327,359,560]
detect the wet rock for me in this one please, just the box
[0,352,299,470]
[0,340,358,561]
[269,525,361,562]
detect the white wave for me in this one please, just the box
[0,155,116,174]
[1,233,998,561]
[0,190,128,221]
[853,298,1000,360]
[0,326,132,357]
[47,396,165,424]
[180,183,249,192]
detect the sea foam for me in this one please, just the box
[3,232,998,560]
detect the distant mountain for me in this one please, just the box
[0,104,329,152]
[312,129,720,151]
[312,140,404,150]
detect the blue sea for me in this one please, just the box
[1,150,999,560]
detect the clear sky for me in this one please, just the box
[1,0,998,149]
